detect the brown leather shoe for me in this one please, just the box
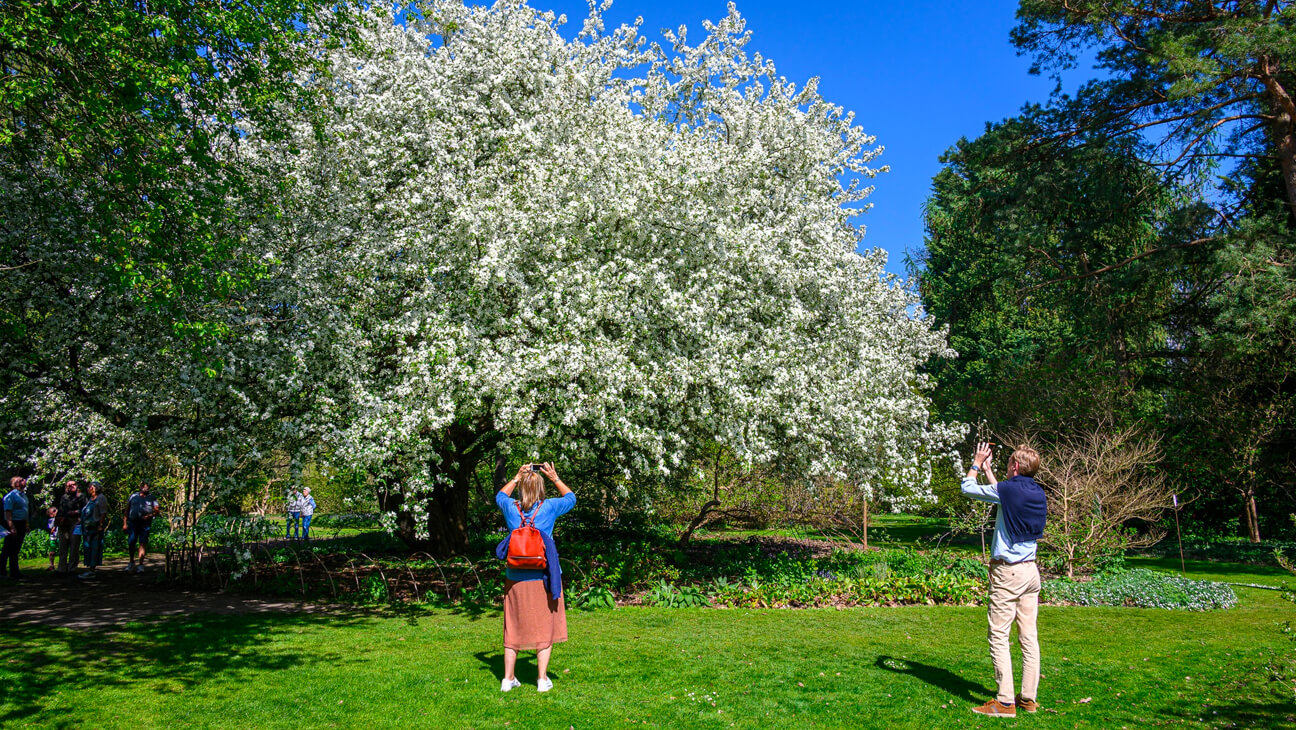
[1015,694,1038,713]
[971,699,1017,717]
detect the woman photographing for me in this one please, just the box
[494,462,575,693]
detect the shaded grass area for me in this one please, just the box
[1126,556,1293,587]
[1,568,1291,729]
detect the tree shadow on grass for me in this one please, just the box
[0,611,369,728]
[1161,698,1296,729]
[875,655,993,703]
[449,600,499,621]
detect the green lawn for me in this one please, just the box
[3,562,1292,729]
[699,514,986,553]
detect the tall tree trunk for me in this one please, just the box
[1259,59,1296,221]
[375,427,498,557]
[1246,491,1262,543]
[423,470,473,556]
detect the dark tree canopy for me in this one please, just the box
[1012,0,1296,219]
[915,1,1296,541]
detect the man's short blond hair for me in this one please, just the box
[1011,445,1041,477]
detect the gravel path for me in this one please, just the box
[0,556,322,628]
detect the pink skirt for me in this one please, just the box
[502,579,568,651]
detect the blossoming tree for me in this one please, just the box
[252,2,960,555]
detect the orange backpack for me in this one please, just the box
[506,501,547,569]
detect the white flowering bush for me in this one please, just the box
[1044,569,1238,610]
[239,2,960,554]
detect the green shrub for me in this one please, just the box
[1044,569,1237,610]
[572,585,616,610]
[645,581,709,608]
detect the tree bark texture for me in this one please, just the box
[376,425,499,557]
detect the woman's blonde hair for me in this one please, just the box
[518,471,545,512]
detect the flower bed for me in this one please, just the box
[1044,568,1238,610]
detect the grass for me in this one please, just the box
[2,561,1292,729]
[698,514,986,554]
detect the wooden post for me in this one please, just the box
[861,499,868,550]
[1173,494,1186,575]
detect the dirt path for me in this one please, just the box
[0,556,323,629]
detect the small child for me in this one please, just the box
[47,506,58,571]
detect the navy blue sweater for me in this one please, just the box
[996,475,1048,543]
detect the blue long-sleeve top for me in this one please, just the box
[495,490,576,596]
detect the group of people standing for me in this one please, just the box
[1,477,160,580]
[284,487,316,540]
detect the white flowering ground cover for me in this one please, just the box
[0,563,1290,729]
[1043,569,1239,611]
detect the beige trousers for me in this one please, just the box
[987,561,1041,704]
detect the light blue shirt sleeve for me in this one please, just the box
[496,491,521,530]
[547,491,576,518]
[4,490,28,520]
[960,476,1000,503]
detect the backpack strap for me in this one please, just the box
[515,499,544,528]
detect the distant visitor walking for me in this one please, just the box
[962,441,1048,717]
[494,462,575,693]
[125,483,161,572]
[45,506,58,571]
[299,488,316,539]
[286,489,302,539]
[78,482,108,579]
[2,476,30,580]
[56,481,86,574]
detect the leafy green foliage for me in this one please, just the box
[0,0,361,308]
[645,581,710,608]
[1012,0,1296,219]
[914,115,1209,430]
[915,1,1296,540]
[572,585,615,610]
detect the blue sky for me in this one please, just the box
[535,0,1061,277]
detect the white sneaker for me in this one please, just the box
[77,571,94,579]
[126,563,135,572]
[135,564,145,573]
[500,677,521,692]
[537,677,553,693]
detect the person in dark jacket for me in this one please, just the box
[56,481,86,574]
[494,462,575,693]
[962,441,1048,717]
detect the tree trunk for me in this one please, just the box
[679,500,721,547]
[1258,65,1296,222]
[377,470,475,557]
[1246,491,1262,543]
[424,471,473,556]
[375,427,497,557]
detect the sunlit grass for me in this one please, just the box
[1,561,1290,729]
